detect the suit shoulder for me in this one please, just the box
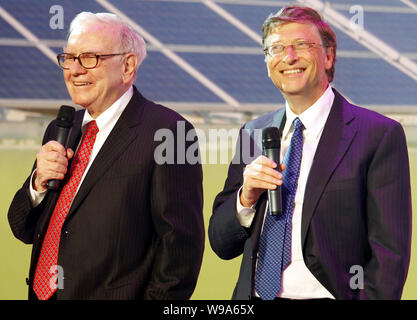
[142,96,191,128]
[243,108,285,130]
[345,104,407,146]
[333,88,401,131]
[349,104,401,130]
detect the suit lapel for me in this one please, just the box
[66,88,145,219]
[67,110,84,152]
[34,110,85,264]
[301,89,357,247]
[251,109,286,152]
[38,111,84,231]
[250,108,286,256]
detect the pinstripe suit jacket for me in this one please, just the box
[8,87,205,299]
[209,89,412,300]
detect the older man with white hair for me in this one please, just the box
[8,12,204,300]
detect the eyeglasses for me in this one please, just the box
[57,52,127,69]
[264,41,322,57]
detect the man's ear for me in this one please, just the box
[122,53,138,83]
[324,46,334,71]
[266,57,271,78]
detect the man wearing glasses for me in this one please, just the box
[8,12,204,300]
[209,5,411,300]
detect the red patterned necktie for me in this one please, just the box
[33,120,99,300]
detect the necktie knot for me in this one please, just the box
[293,117,304,132]
[85,120,99,136]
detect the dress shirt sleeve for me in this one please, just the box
[28,169,47,207]
[236,186,257,228]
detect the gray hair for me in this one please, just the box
[68,12,147,68]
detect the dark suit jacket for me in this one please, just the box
[8,86,205,300]
[209,89,412,300]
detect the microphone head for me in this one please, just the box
[262,127,281,149]
[56,105,75,128]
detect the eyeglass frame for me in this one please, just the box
[56,52,128,69]
[263,40,323,58]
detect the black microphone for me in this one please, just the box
[47,105,76,191]
[262,127,282,216]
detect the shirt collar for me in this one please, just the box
[283,85,335,140]
[81,86,134,133]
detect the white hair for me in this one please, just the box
[68,12,147,68]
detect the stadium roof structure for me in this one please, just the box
[0,0,416,120]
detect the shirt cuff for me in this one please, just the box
[236,186,257,228]
[29,169,47,207]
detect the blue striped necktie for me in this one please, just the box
[255,117,304,300]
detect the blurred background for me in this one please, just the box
[0,0,416,299]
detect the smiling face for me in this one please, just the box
[265,22,334,111]
[63,23,129,117]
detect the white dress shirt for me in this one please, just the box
[29,86,134,207]
[236,85,336,299]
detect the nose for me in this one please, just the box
[282,45,298,64]
[68,58,87,75]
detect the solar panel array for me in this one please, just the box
[0,0,416,114]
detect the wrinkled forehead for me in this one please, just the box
[65,23,121,53]
[264,22,322,47]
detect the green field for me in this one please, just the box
[1,145,416,300]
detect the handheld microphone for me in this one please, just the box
[47,105,75,191]
[262,127,282,216]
